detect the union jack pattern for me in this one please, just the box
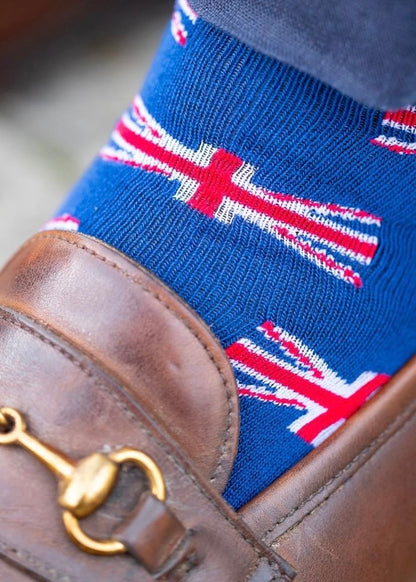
[53,13,416,510]
[171,0,197,46]
[178,0,197,24]
[101,96,382,287]
[226,321,390,446]
[42,213,80,232]
[171,11,188,46]
[371,105,416,154]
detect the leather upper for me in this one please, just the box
[0,231,239,491]
[241,357,416,582]
[0,230,414,581]
[0,231,293,581]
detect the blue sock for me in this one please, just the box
[48,3,416,510]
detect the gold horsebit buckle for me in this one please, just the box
[0,407,166,556]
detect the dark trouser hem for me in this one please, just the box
[189,0,416,109]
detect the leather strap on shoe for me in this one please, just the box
[0,231,295,581]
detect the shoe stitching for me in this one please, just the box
[0,309,290,581]
[264,402,416,542]
[29,233,412,579]
[0,537,77,582]
[33,232,235,489]
[275,406,416,541]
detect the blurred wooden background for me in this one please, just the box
[0,0,170,265]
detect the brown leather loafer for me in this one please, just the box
[0,231,414,581]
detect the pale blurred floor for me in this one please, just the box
[0,1,170,265]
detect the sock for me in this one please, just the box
[47,2,416,510]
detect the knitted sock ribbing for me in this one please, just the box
[48,3,416,509]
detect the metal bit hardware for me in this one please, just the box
[0,407,166,555]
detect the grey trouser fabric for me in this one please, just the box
[189,0,416,109]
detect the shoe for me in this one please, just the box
[0,230,414,581]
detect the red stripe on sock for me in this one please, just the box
[117,121,377,260]
[238,386,306,409]
[384,109,416,127]
[259,321,324,379]
[228,341,390,443]
[297,373,389,442]
[370,138,416,155]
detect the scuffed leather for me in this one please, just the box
[0,231,294,581]
[0,556,35,582]
[0,230,414,581]
[0,231,239,491]
[240,357,416,582]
